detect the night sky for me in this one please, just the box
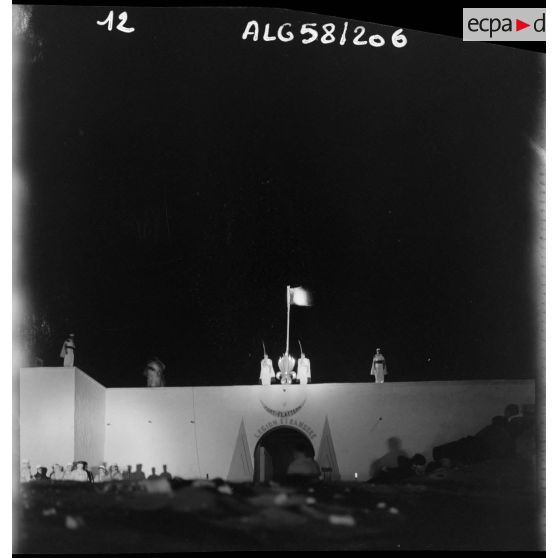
[15,6,545,387]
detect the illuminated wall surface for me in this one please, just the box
[20,368,535,481]
[20,368,76,468]
[74,370,106,469]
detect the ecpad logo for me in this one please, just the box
[468,14,545,37]
[463,9,545,42]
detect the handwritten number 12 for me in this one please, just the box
[97,11,135,33]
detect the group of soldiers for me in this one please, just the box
[259,350,312,385]
[60,334,388,385]
[259,347,388,385]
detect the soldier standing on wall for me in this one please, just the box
[143,357,166,387]
[60,333,76,367]
[259,353,275,385]
[297,341,311,385]
[371,348,388,383]
[259,341,276,385]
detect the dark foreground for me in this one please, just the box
[15,459,543,552]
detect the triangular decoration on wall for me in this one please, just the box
[317,416,341,481]
[226,418,254,482]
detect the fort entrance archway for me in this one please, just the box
[253,427,314,483]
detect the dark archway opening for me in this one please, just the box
[253,427,314,483]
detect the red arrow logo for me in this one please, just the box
[516,19,530,31]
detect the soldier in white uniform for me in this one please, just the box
[297,352,311,385]
[60,334,76,367]
[371,348,388,383]
[259,353,275,385]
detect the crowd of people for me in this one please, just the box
[431,403,536,464]
[368,403,536,484]
[20,402,535,487]
[20,460,173,483]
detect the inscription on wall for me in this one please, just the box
[254,417,317,440]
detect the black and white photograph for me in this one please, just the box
[12,4,546,552]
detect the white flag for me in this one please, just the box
[289,286,312,307]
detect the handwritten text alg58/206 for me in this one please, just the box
[242,21,407,48]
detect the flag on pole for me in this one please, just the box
[288,286,312,307]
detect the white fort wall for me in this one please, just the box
[20,368,78,468]
[20,368,535,481]
[105,380,536,481]
[74,369,106,469]
[19,368,107,469]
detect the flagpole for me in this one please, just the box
[286,285,291,356]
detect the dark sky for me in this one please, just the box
[15,6,545,387]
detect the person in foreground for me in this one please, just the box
[286,443,322,484]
